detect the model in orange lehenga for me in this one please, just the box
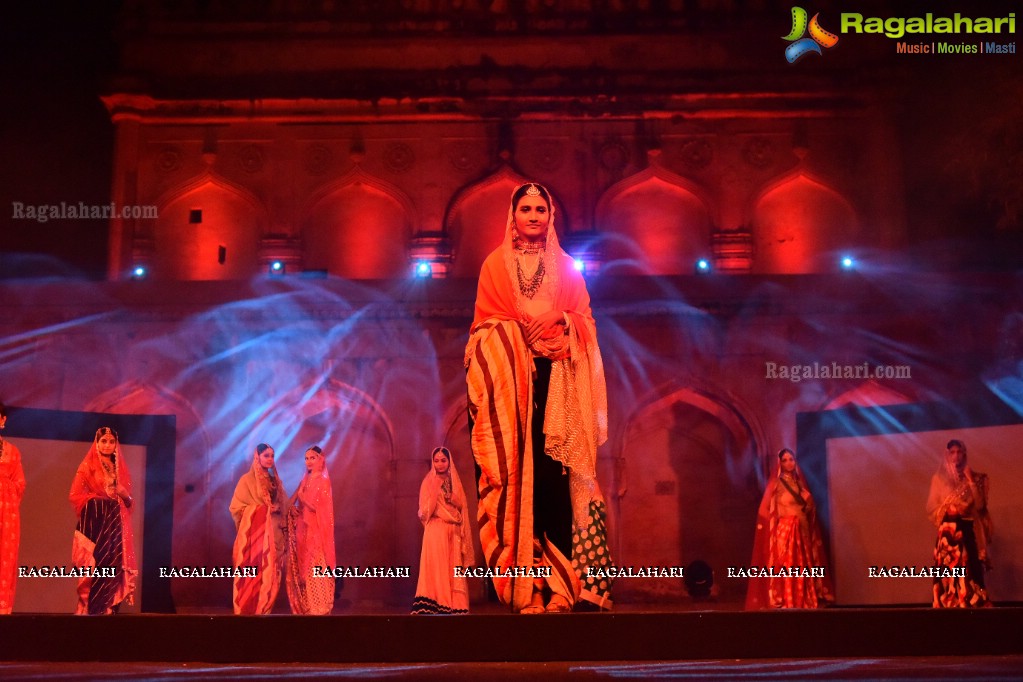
[746,448,833,610]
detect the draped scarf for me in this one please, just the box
[926,459,992,560]
[69,432,137,614]
[465,183,612,611]
[745,457,833,609]
[286,466,336,615]
[418,452,475,568]
[230,453,288,615]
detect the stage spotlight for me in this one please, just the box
[131,265,147,280]
[840,256,855,270]
[414,261,432,278]
[684,560,714,599]
[573,258,585,273]
[695,258,711,274]
[269,260,285,276]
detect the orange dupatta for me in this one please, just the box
[465,183,611,611]
[230,452,288,615]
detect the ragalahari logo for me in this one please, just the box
[783,7,839,63]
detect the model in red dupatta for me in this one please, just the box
[286,445,335,615]
[0,403,26,614]
[69,427,137,614]
[746,448,833,610]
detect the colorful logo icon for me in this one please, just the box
[783,7,839,63]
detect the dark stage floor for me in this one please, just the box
[3,658,1023,681]
[1,609,1021,680]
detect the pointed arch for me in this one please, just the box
[269,376,396,464]
[301,168,416,279]
[823,379,915,411]
[615,383,763,602]
[149,172,268,280]
[750,169,859,274]
[84,380,214,609]
[595,166,715,275]
[618,384,764,490]
[265,377,398,609]
[85,379,211,455]
[151,170,265,219]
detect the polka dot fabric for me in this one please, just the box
[572,499,613,609]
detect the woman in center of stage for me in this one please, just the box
[286,445,336,615]
[746,448,833,610]
[230,443,288,615]
[465,181,613,613]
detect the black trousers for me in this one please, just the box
[531,357,573,560]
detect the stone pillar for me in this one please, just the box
[408,232,454,277]
[711,230,754,274]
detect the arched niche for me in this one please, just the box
[616,387,760,603]
[85,381,213,611]
[596,172,713,276]
[152,177,265,280]
[302,173,413,279]
[824,379,914,411]
[262,378,397,611]
[751,172,859,274]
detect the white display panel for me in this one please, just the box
[827,425,1022,605]
[13,438,146,614]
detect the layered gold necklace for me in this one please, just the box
[515,252,545,299]
[511,244,544,300]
